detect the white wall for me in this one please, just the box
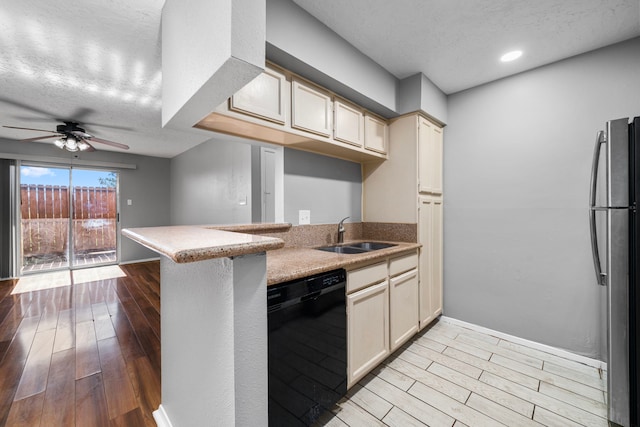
[161,0,264,128]
[170,139,252,225]
[444,37,640,360]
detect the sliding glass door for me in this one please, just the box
[19,165,118,273]
[71,170,118,268]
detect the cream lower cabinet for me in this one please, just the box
[346,251,420,388]
[347,278,389,388]
[418,196,443,329]
[389,253,419,351]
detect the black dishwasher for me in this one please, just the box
[267,269,347,426]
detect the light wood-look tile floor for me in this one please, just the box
[0,261,607,426]
[321,320,607,427]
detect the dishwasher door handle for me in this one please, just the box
[300,291,321,302]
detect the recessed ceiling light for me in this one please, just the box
[500,50,522,62]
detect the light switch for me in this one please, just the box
[298,210,310,225]
[127,199,132,206]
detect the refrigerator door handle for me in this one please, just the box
[589,130,607,286]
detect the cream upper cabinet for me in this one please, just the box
[418,117,443,195]
[291,78,332,137]
[230,67,287,124]
[347,280,389,388]
[389,252,419,351]
[201,63,389,163]
[364,114,388,155]
[418,196,443,329]
[334,99,364,147]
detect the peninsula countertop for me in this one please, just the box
[266,241,421,285]
[122,225,285,263]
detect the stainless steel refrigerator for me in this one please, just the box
[590,116,640,427]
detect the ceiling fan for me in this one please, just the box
[3,121,130,152]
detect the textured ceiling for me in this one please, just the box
[0,0,209,158]
[293,0,640,94]
[0,0,638,157]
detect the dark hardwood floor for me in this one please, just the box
[0,261,161,427]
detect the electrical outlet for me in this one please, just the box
[298,210,311,225]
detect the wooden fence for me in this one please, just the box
[21,184,117,257]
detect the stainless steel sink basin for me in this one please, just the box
[315,241,397,254]
[347,242,397,251]
[315,245,368,254]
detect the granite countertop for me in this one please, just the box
[122,225,285,263]
[267,240,421,285]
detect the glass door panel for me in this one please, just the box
[71,170,118,268]
[20,165,71,272]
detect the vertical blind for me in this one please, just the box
[0,159,14,278]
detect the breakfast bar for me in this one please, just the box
[122,226,284,427]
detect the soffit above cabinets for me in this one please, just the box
[292,0,640,94]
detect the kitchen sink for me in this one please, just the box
[315,241,397,254]
[347,242,397,251]
[315,245,368,254]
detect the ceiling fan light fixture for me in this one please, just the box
[65,137,78,151]
[77,141,90,151]
[54,138,65,149]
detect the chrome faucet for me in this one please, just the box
[337,216,349,244]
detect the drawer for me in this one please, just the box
[347,261,387,294]
[389,251,418,277]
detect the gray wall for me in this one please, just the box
[170,138,252,225]
[444,37,640,360]
[284,148,361,225]
[398,73,448,124]
[0,139,171,264]
[265,0,448,124]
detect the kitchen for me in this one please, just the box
[0,0,639,426]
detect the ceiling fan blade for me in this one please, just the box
[81,122,134,131]
[3,125,58,133]
[81,140,97,152]
[70,130,92,139]
[19,134,62,143]
[89,137,129,150]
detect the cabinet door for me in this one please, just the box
[347,280,389,388]
[389,269,419,351]
[291,79,332,137]
[431,198,443,317]
[418,196,443,329]
[364,114,388,154]
[431,126,443,194]
[230,67,287,124]
[418,197,433,328]
[334,99,364,147]
[418,118,443,195]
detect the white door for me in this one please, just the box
[261,148,276,223]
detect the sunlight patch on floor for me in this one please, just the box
[72,265,126,284]
[12,271,71,294]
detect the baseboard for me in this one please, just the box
[153,405,173,427]
[119,257,161,265]
[439,316,607,370]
